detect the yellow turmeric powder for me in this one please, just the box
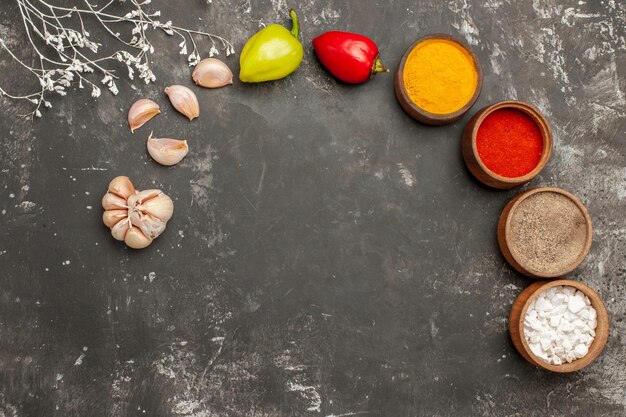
[403,39,478,115]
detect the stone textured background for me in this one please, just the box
[0,1,625,416]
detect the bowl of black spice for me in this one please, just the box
[498,187,592,278]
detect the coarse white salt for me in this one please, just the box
[523,285,597,366]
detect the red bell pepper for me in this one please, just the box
[312,31,388,84]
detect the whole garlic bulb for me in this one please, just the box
[102,176,174,249]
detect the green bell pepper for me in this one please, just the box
[239,9,304,83]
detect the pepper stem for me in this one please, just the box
[372,56,389,74]
[289,9,300,41]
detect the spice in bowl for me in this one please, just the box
[395,35,482,125]
[509,279,609,372]
[403,38,478,114]
[476,108,543,178]
[462,101,552,189]
[500,188,592,277]
[524,285,597,365]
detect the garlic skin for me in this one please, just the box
[127,189,173,240]
[130,190,174,222]
[128,99,160,133]
[147,133,189,166]
[102,176,174,249]
[192,58,234,88]
[164,85,199,121]
[129,211,167,240]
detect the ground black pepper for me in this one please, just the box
[509,191,588,275]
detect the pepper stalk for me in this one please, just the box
[289,9,300,41]
[373,57,390,75]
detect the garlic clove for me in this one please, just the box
[164,85,199,121]
[111,218,131,241]
[108,176,135,199]
[103,209,128,228]
[124,226,153,249]
[192,58,234,88]
[147,133,189,166]
[129,210,167,240]
[140,192,174,222]
[129,189,174,222]
[128,99,160,133]
[102,192,128,210]
[127,189,159,207]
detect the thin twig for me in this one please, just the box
[0,0,234,118]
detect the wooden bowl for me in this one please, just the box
[394,34,483,126]
[498,187,592,278]
[509,279,609,373]
[462,100,552,189]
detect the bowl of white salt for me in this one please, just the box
[509,279,609,372]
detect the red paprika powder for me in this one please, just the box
[476,108,543,178]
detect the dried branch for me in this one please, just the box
[0,0,234,118]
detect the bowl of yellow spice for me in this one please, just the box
[395,34,483,125]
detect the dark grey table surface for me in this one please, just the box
[1,1,625,416]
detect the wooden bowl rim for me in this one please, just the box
[395,33,483,124]
[469,100,553,184]
[515,279,609,373]
[503,186,593,278]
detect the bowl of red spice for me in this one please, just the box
[462,100,552,189]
